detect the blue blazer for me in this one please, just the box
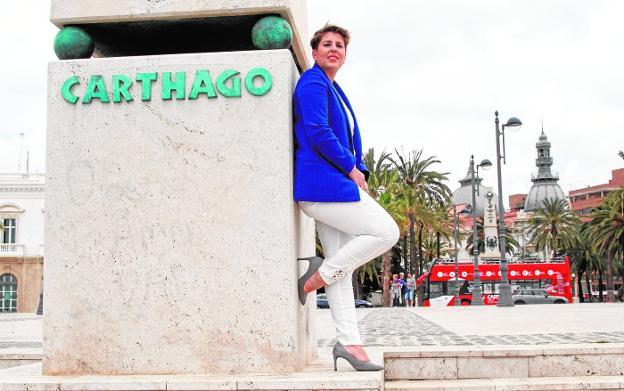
[293,64,368,202]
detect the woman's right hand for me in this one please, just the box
[348,167,368,191]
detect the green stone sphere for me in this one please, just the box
[54,26,94,60]
[251,16,293,50]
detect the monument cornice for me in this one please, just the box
[50,0,311,70]
[0,186,45,193]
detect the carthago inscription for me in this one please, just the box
[61,67,273,104]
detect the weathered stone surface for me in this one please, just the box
[44,49,315,375]
[0,365,384,390]
[384,343,624,381]
[384,358,457,381]
[385,376,624,391]
[529,353,624,377]
[456,357,528,379]
[49,0,310,69]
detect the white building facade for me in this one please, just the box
[0,173,45,312]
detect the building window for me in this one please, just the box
[2,219,16,244]
[0,274,17,312]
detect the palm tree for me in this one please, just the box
[363,148,392,199]
[413,198,442,274]
[357,260,380,287]
[571,255,588,302]
[422,231,439,266]
[587,188,624,302]
[431,201,455,258]
[566,223,601,303]
[596,258,606,302]
[377,187,407,306]
[464,216,520,256]
[527,198,580,259]
[388,149,451,307]
[353,148,390,297]
[421,224,453,263]
[361,148,406,306]
[389,149,451,276]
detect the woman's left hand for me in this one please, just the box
[348,167,368,192]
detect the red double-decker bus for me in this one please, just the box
[418,256,572,306]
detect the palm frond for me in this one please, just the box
[527,198,581,258]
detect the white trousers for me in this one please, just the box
[299,188,400,345]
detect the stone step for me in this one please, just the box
[0,361,383,390]
[385,376,624,391]
[384,343,624,381]
[0,350,41,370]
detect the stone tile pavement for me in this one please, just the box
[2,304,624,352]
[0,313,42,352]
[317,304,624,348]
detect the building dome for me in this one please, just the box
[524,182,566,211]
[452,165,495,216]
[524,130,566,212]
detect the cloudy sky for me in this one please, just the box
[1,1,623,203]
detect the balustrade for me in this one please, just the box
[0,243,24,256]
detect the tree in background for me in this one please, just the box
[587,188,624,302]
[566,222,602,302]
[527,198,580,259]
[389,149,451,306]
[389,149,451,276]
[361,148,406,306]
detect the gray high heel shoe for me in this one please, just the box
[297,256,324,305]
[332,342,383,371]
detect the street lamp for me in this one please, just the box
[494,111,522,307]
[453,203,472,306]
[469,155,492,306]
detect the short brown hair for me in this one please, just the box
[310,24,350,50]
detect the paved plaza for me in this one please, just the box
[0,313,41,350]
[2,303,624,356]
[1,304,624,389]
[317,304,624,349]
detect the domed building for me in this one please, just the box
[524,131,566,211]
[451,164,495,217]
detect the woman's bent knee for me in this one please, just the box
[389,221,400,247]
[379,218,400,251]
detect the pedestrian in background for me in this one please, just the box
[406,273,416,307]
[391,274,402,307]
[398,272,406,306]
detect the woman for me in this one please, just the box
[406,273,416,307]
[391,274,402,308]
[293,24,400,371]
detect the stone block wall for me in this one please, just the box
[44,49,315,375]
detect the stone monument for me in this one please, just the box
[482,191,501,259]
[44,0,316,376]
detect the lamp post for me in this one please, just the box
[453,204,472,306]
[469,155,492,306]
[494,111,522,307]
